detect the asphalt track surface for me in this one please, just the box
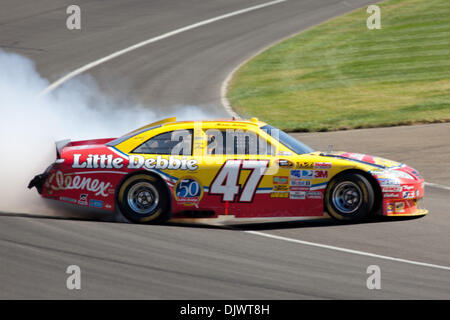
[1,0,449,299]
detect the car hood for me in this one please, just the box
[310,151,424,182]
[314,151,402,170]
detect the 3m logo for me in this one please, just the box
[314,170,328,179]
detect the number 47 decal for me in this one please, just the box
[209,160,269,202]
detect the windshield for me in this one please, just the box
[261,125,314,155]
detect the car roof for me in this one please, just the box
[129,117,267,134]
[107,117,269,147]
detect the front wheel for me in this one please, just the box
[117,174,170,224]
[325,173,374,222]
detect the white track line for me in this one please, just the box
[220,59,246,118]
[425,182,450,191]
[39,0,288,96]
[245,231,450,271]
[220,29,300,118]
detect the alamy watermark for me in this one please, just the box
[366,265,381,290]
[66,5,81,30]
[367,5,381,30]
[66,265,81,290]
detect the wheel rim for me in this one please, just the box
[127,182,159,214]
[331,181,363,214]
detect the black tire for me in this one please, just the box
[325,172,374,222]
[117,174,170,224]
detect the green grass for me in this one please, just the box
[227,0,450,132]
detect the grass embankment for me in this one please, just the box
[228,0,450,131]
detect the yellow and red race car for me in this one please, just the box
[29,117,427,224]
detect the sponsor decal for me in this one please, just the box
[395,202,405,213]
[290,180,311,187]
[384,193,400,198]
[387,203,394,214]
[290,170,301,179]
[290,186,310,191]
[402,191,415,199]
[306,191,323,199]
[295,170,329,180]
[273,185,289,191]
[378,178,400,186]
[175,177,203,205]
[370,170,384,176]
[78,194,88,205]
[47,170,112,197]
[314,162,332,169]
[277,159,294,168]
[301,170,314,179]
[59,196,77,204]
[314,170,328,179]
[342,152,365,161]
[89,199,104,208]
[273,176,288,184]
[73,154,198,171]
[277,151,293,156]
[402,185,414,190]
[270,192,289,198]
[73,154,124,169]
[296,161,314,169]
[105,204,112,209]
[411,169,422,179]
[289,191,306,200]
[127,155,198,171]
[341,152,374,163]
[382,186,402,192]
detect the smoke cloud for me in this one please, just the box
[0,49,214,217]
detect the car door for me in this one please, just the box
[201,124,279,217]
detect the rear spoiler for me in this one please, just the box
[55,139,71,159]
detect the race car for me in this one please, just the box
[28,117,428,224]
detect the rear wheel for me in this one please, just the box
[325,173,374,222]
[118,174,170,224]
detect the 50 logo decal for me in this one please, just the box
[174,177,203,206]
[209,160,269,202]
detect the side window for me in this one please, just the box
[205,129,273,155]
[133,129,193,155]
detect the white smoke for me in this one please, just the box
[0,49,215,217]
